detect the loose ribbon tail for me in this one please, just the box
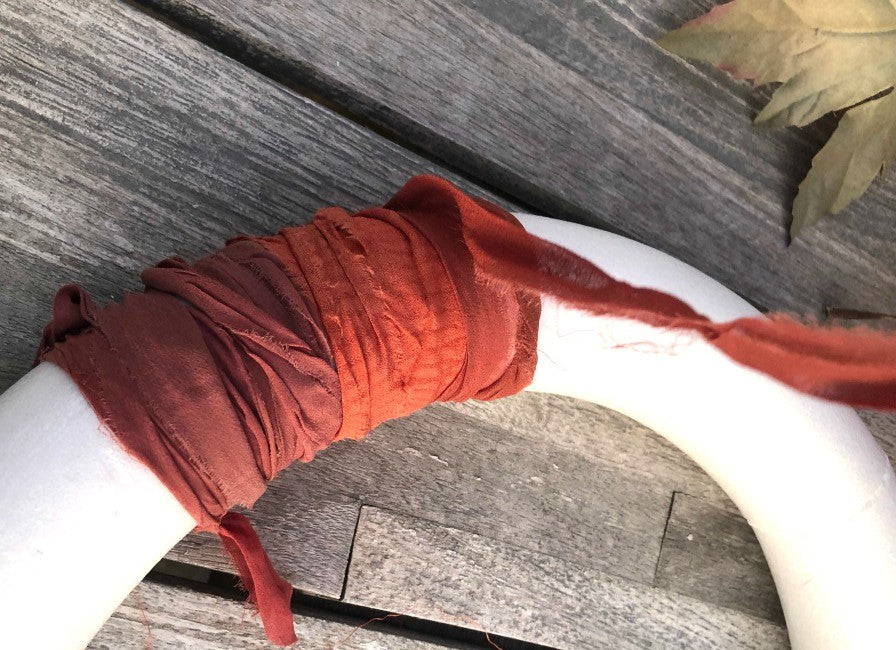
[403,177,896,411]
[219,512,297,646]
[33,173,896,648]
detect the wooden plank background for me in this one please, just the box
[87,578,483,649]
[2,0,895,648]
[139,0,896,316]
[346,507,788,650]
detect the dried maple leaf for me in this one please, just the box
[658,0,896,238]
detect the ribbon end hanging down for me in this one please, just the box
[219,511,297,646]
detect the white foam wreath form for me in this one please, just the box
[0,215,894,649]
[518,214,896,649]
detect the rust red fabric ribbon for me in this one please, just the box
[35,175,896,645]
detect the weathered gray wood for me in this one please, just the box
[345,507,789,649]
[229,404,676,585]
[0,0,505,608]
[1,0,732,619]
[447,394,733,509]
[88,579,472,649]
[145,0,896,317]
[5,1,893,644]
[451,397,896,625]
[655,493,783,624]
[0,0,512,393]
[860,411,896,466]
[165,488,359,598]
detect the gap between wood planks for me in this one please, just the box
[119,0,636,245]
[150,561,554,650]
[338,504,363,601]
[88,0,783,638]
[652,490,678,584]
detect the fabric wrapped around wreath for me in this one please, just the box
[36,175,896,645]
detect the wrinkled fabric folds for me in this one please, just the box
[36,176,540,645]
[35,174,896,646]
[253,183,540,442]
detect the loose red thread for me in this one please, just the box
[331,612,403,648]
[451,614,504,650]
[426,602,506,650]
[35,175,896,645]
[132,588,152,650]
[331,609,504,650]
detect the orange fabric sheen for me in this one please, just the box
[254,191,539,441]
[453,184,896,409]
[36,176,539,645]
[35,174,896,646]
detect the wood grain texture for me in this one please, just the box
[1,0,713,619]
[0,0,511,393]
[446,393,733,509]
[655,493,783,624]
[345,506,789,649]
[165,488,360,598]
[0,0,503,608]
[225,404,676,586]
[88,579,471,649]
[5,0,894,646]
[143,0,896,317]
[860,411,896,467]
